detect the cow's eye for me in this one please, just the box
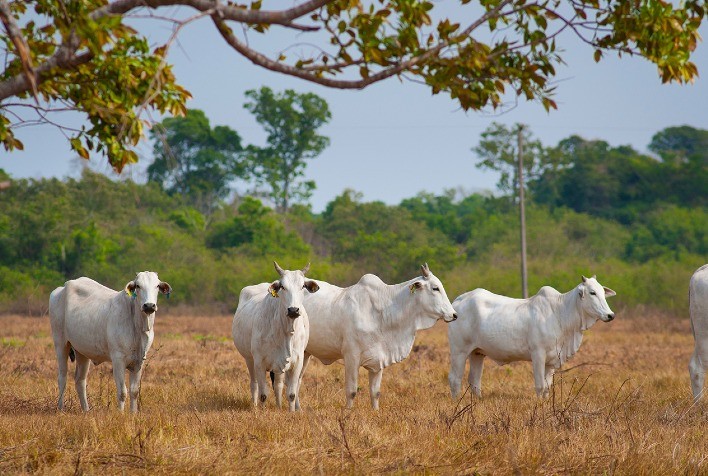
[134,284,140,289]
[590,291,596,296]
[432,286,440,292]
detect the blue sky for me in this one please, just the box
[2,5,707,212]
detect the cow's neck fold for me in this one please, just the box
[554,288,590,365]
[270,301,305,373]
[367,280,429,368]
[127,294,154,364]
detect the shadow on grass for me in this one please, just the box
[0,392,60,415]
[188,391,253,412]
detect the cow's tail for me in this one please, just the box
[270,371,275,390]
[69,346,75,363]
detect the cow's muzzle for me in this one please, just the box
[606,313,615,321]
[287,307,300,319]
[443,313,457,323]
[142,303,157,315]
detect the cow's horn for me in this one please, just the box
[421,263,431,278]
[301,262,311,275]
[274,261,285,277]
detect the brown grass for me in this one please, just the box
[1,307,706,474]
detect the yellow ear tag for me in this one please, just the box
[409,284,417,295]
[269,288,279,298]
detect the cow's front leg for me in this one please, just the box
[254,362,269,408]
[344,355,360,409]
[129,365,144,413]
[544,365,556,396]
[468,353,485,398]
[531,351,549,398]
[244,358,258,408]
[285,361,304,412]
[368,369,383,410]
[112,362,128,411]
[273,372,285,409]
[448,351,468,400]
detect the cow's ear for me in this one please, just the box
[269,281,281,297]
[158,282,172,297]
[304,280,319,293]
[578,285,585,298]
[125,281,137,297]
[603,286,616,297]
[410,281,423,294]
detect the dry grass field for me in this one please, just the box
[1,307,706,474]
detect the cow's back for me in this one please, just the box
[236,283,269,312]
[59,278,122,361]
[690,265,708,338]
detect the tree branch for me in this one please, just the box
[211,0,513,89]
[99,0,330,29]
[0,0,38,103]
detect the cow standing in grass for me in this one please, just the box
[448,275,616,399]
[689,264,708,400]
[49,272,172,412]
[301,264,457,410]
[232,262,319,411]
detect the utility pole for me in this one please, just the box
[517,125,528,298]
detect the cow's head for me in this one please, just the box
[577,275,616,326]
[125,271,172,317]
[408,263,457,323]
[268,261,319,331]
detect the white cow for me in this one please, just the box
[49,272,172,412]
[689,264,708,400]
[448,275,616,399]
[232,262,319,411]
[301,264,457,409]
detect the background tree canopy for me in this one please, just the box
[0,125,704,315]
[0,1,705,170]
[244,87,331,213]
[148,109,245,216]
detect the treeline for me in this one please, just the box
[0,124,704,315]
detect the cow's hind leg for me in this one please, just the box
[294,353,311,410]
[129,366,144,413]
[55,341,71,410]
[368,369,383,410]
[468,353,485,398]
[298,353,311,389]
[112,361,128,411]
[448,351,468,399]
[74,352,91,412]
[689,345,706,400]
[344,355,360,409]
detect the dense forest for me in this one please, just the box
[0,124,704,315]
